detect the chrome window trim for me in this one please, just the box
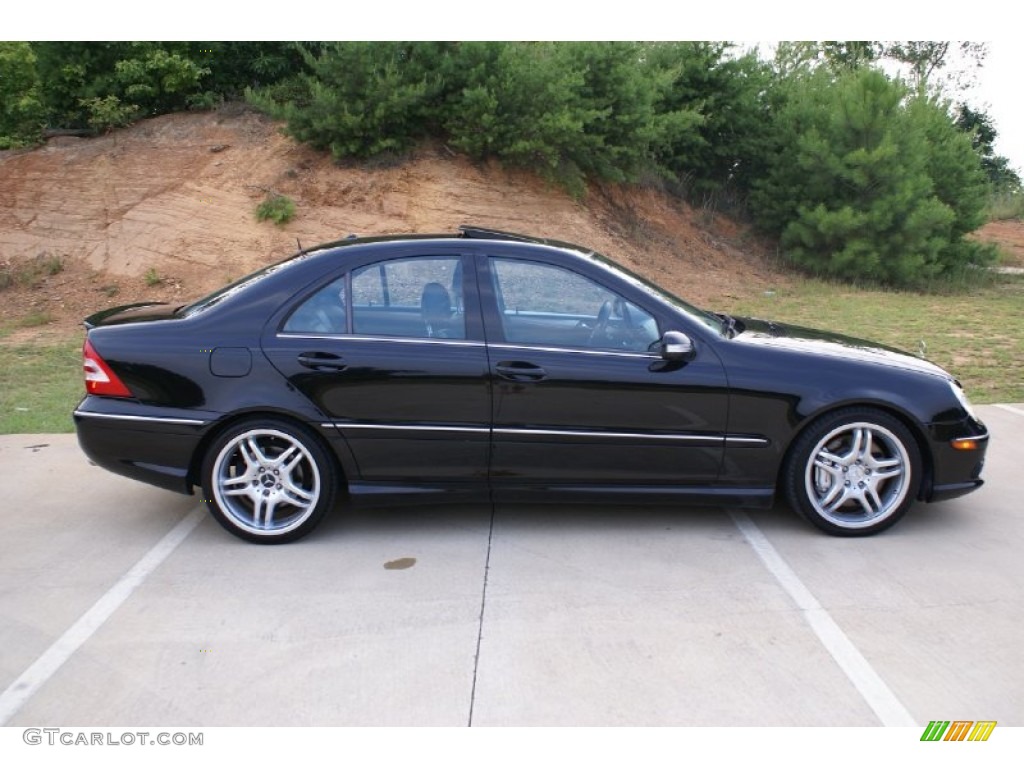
[73,410,207,426]
[277,333,484,348]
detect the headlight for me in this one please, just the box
[949,379,978,421]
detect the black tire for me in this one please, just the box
[783,407,922,536]
[200,417,337,544]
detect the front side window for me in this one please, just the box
[352,256,465,339]
[490,258,659,352]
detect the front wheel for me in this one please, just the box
[201,418,337,544]
[783,408,922,536]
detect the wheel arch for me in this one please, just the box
[187,408,348,494]
[777,400,935,501]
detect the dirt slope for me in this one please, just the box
[976,220,1024,267]
[0,109,789,342]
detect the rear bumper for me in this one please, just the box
[74,398,211,495]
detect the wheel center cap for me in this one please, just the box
[260,473,276,488]
[848,465,866,483]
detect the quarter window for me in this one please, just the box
[283,276,347,334]
[489,258,659,352]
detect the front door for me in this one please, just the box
[479,254,729,490]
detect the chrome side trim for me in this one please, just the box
[488,342,658,359]
[277,333,484,348]
[319,422,767,445]
[73,410,207,426]
[494,427,721,442]
[323,422,489,435]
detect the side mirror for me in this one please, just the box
[659,331,695,361]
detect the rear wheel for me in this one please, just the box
[784,408,922,536]
[201,418,336,543]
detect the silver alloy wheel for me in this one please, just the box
[803,421,911,530]
[211,428,321,536]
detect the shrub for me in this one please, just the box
[255,194,295,226]
[79,95,139,133]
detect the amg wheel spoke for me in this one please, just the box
[856,492,877,517]
[819,479,845,510]
[813,458,842,478]
[247,437,271,466]
[859,429,875,461]
[264,497,278,527]
[282,481,314,505]
[866,486,884,514]
[273,444,298,468]
[845,428,864,461]
[251,495,265,527]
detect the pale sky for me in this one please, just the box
[966,42,1024,175]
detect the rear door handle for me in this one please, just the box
[297,352,347,371]
[495,361,547,382]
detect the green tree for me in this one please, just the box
[0,42,46,148]
[646,42,773,198]
[954,104,1022,192]
[752,67,992,285]
[249,42,448,159]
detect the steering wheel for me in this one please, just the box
[588,300,613,346]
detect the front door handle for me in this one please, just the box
[495,361,547,382]
[297,352,347,371]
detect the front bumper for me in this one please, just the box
[922,418,989,504]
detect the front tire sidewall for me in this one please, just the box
[201,418,336,544]
[785,408,922,537]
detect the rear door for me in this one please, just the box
[262,249,491,484]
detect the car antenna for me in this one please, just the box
[296,238,303,252]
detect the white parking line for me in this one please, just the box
[993,404,1024,417]
[728,510,916,727]
[0,508,204,725]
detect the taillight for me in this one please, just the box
[83,339,133,398]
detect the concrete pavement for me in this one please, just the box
[0,404,1021,726]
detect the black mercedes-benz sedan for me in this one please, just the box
[74,226,989,543]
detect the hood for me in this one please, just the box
[83,302,180,329]
[731,316,951,379]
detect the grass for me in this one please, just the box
[0,252,64,291]
[144,267,163,287]
[17,310,53,328]
[0,340,83,434]
[720,274,1024,404]
[987,190,1024,222]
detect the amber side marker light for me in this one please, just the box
[951,438,980,451]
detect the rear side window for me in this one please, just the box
[351,257,465,339]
